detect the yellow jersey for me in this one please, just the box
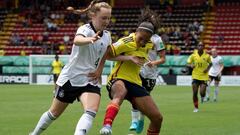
[109,33,153,86]
[52,60,63,74]
[187,50,211,80]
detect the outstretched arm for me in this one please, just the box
[146,49,166,68]
[74,31,101,46]
[110,55,145,66]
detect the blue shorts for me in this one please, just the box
[106,79,150,101]
[55,81,100,103]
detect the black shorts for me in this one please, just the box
[192,79,208,86]
[106,79,150,101]
[140,75,156,92]
[209,75,221,81]
[55,81,100,103]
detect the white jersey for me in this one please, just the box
[209,55,223,77]
[57,23,111,87]
[140,34,165,79]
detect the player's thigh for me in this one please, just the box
[111,80,128,99]
[192,79,200,89]
[80,92,101,112]
[134,96,162,119]
[200,82,207,92]
[49,98,69,117]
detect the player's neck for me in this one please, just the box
[197,50,203,56]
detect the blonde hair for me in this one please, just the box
[67,0,111,16]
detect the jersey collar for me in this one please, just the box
[89,22,103,37]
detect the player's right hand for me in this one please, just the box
[90,31,101,43]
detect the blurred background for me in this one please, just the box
[0,0,239,85]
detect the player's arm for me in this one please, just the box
[204,63,212,73]
[147,49,166,68]
[217,58,224,76]
[50,62,54,73]
[88,46,114,80]
[109,55,145,66]
[74,31,101,46]
[186,54,195,68]
[88,39,134,79]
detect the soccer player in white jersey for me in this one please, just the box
[129,34,166,133]
[29,1,112,135]
[205,48,224,102]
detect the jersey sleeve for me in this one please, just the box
[107,31,112,46]
[219,56,224,64]
[207,55,211,64]
[155,37,165,51]
[60,61,64,67]
[110,39,135,57]
[187,54,193,64]
[75,25,91,37]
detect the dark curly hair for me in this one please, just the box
[138,6,161,33]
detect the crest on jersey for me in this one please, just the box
[58,90,64,98]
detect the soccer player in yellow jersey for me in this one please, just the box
[51,54,63,91]
[187,42,212,112]
[90,21,163,135]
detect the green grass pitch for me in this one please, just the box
[0,84,240,135]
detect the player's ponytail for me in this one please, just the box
[67,0,111,16]
[138,6,161,33]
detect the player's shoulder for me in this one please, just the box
[103,30,111,37]
[120,34,135,44]
[217,55,223,59]
[79,23,92,30]
[151,34,161,41]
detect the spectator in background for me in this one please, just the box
[217,34,224,45]
[193,20,199,32]
[47,19,58,32]
[63,34,70,45]
[173,25,181,39]
[25,36,33,46]
[165,5,173,17]
[32,33,38,46]
[165,42,173,55]
[172,43,181,55]
[58,42,67,54]
[199,23,204,33]
[184,36,191,50]
[42,42,48,54]
[42,30,49,42]
[187,22,194,32]
[10,34,21,46]
[161,32,169,43]
[37,34,43,46]
[20,49,26,56]
[57,13,65,26]
[0,48,5,56]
